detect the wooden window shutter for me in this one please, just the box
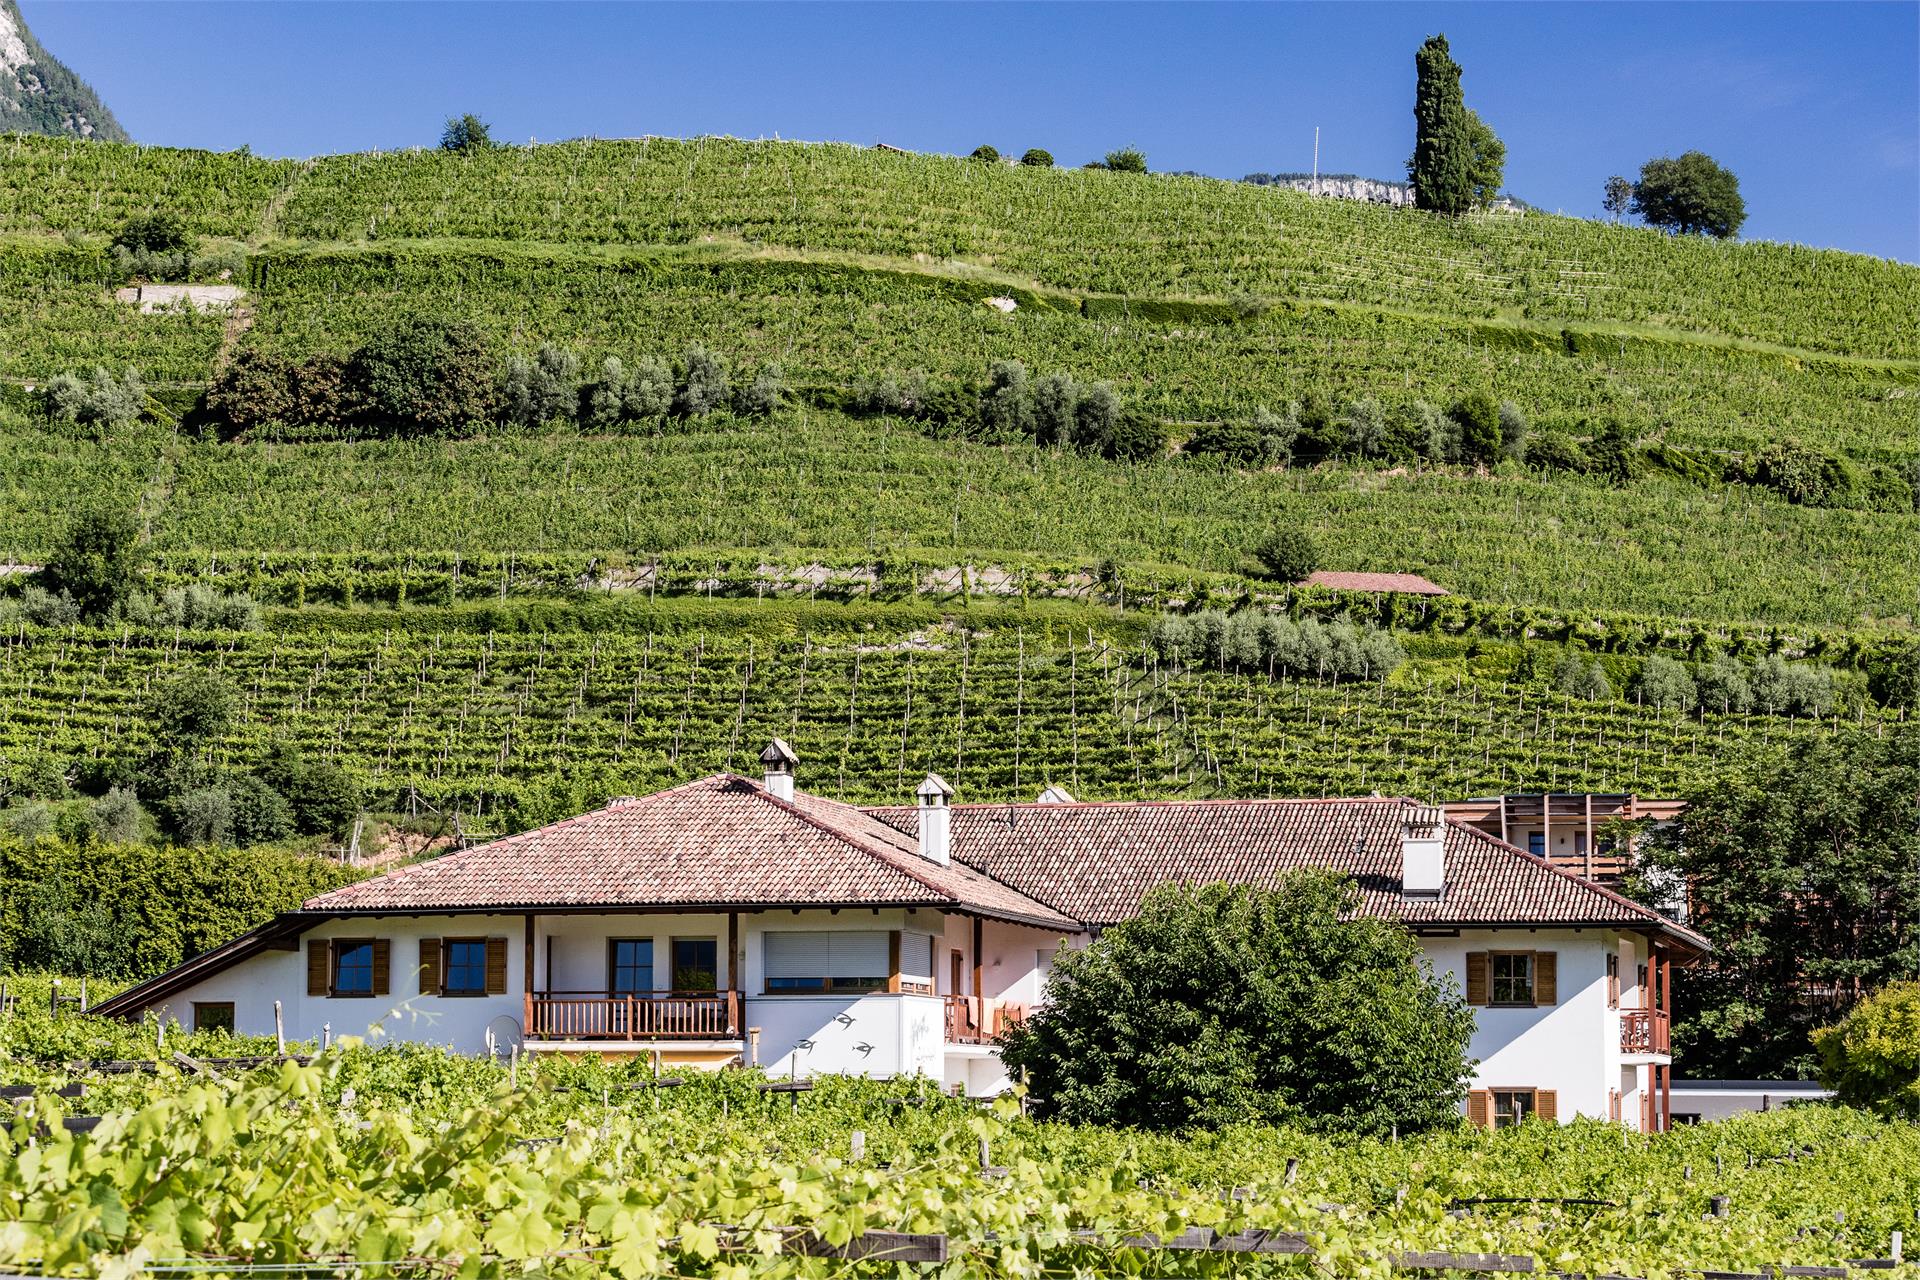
[485,937,509,995]
[371,939,391,997]
[1533,952,1558,1006]
[307,940,331,997]
[1467,1089,1492,1129]
[419,938,442,996]
[1464,952,1489,1005]
[887,931,902,993]
[1535,1089,1558,1123]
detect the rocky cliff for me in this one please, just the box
[0,0,127,141]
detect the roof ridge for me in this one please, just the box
[866,794,1413,814]
[782,787,1074,922]
[754,785,964,904]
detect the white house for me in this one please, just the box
[97,741,1704,1130]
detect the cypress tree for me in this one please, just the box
[1409,34,1473,215]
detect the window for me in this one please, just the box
[1574,831,1589,857]
[333,941,375,996]
[1606,952,1621,1009]
[442,939,489,996]
[1527,832,1546,857]
[672,937,718,990]
[610,939,654,994]
[193,1002,235,1034]
[897,932,934,994]
[1490,952,1534,1006]
[1493,1089,1536,1128]
[764,931,888,993]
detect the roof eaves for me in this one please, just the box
[92,912,322,1019]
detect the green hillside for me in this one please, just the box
[0,132,1913,830]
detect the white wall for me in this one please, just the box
[148,914,529,1056]
[1422,928,1620,1122]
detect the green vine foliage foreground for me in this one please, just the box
[0,1038,1915,1279]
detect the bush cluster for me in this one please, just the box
[501,343,782,430]
[856,360,1164,461]
[123,671,361,847]
[42,367,145,431]
[208,326,784,439]
[208,318,495,437]
[1186,391,1529,469]
[1150,609,1408,683]
[1537,648,1840,718]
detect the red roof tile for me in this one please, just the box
[866,796,1703,947]
[304,775,1077,930]
[1302,571,1448,595]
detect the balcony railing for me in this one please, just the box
[527,990,741,1041]
[943,995,1028,1045]
[1621,1007,1670,1055]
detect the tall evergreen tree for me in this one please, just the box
[1409,35,1474,214]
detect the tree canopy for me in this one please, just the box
[439,113,494,153]
[1409,35,1472,214]
[41,508,143,621]
[1631,151,1746,238]
[1813,981,1920,1120]
[998,875,1475,1133]
[1633,727,1920,1077]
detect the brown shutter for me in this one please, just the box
[1467,1089,1493,1129]
[485,937,509,995]
[1533,952,1557,1006]
[371,939,391,996]
[1464,952,1489,1005]
[887,931,902,994]
[1535,1089,1558,1123]
[419,938,441,995]
[307,940,331,997]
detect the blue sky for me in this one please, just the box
[27,1,1920,261]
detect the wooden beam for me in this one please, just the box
[523,912,535,1032]
[971,916,983,998]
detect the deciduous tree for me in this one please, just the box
[999,876,1474,1132]
[1633,728,1920,1077]
[1631,151,1746,238]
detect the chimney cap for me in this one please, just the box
[916,773,954,800]
[759,738,798,770]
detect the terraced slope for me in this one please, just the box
[0,617,1883,828]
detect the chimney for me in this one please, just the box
[1401,804,1445,898]
[1035,785,1076,804]
[916,773,954,865]
[760,738,798,802]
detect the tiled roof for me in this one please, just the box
[1302,570,1448,596]
[303,775,1077,930]
[865,796,1705,947]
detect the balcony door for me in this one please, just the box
[672,937,719,991]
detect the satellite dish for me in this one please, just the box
[485,1015,523,1060]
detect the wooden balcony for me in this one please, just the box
[526,990,741,1041]
[943,995,1028,1045]
[1620,1008,1670,1055]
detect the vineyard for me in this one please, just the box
[0,414,1912,628]
[0,1017,1915,1278]
[0,613,1891,828]
[256,137,1920,361]
[11,133,1913,366]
